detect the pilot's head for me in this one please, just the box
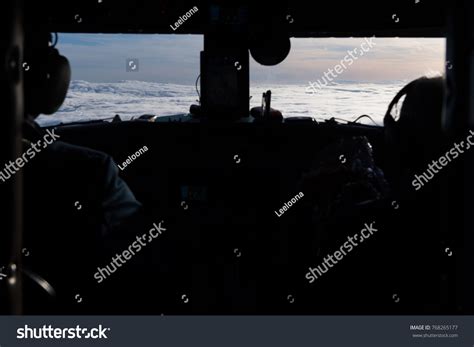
[23,26,71,119]
[384,76,445,171]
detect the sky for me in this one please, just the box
[57,33,445,85]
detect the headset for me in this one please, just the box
[24,31,71,116]
[384,76,445,149]
[383,78,422,148]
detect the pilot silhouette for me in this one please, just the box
[20,25,142,311]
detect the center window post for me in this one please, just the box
[200,4,250,120]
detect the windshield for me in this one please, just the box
[250,37,445,125]
[36,34,203,126]
[36,34,444,127]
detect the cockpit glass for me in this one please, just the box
[250,37,445,125]
[36,35,444,127]
[36,33,203,127]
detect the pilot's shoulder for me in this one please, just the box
[48,141,109,161]
[46,141,112,168]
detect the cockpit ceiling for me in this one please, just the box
[30,0,447,37]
